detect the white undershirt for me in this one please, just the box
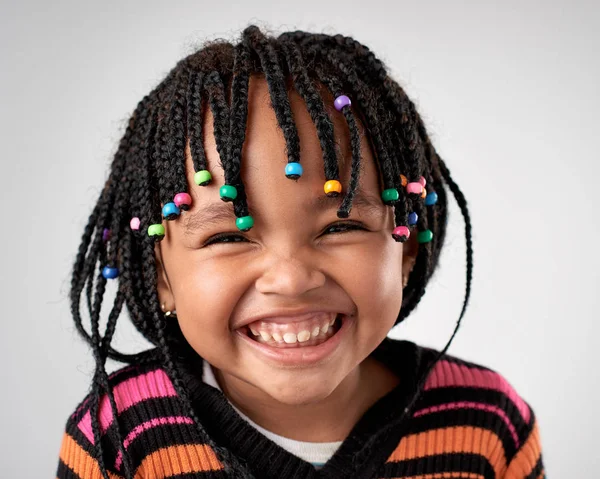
[202,360,343,468]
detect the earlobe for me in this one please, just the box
[154,243,175,311]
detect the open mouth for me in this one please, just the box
[239,313,344,349]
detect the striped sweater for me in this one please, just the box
[56,338,545,478]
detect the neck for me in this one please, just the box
[213,356,400,442]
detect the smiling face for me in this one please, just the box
[155,75,417,408]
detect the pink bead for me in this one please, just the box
[392,226,410,240]
[419,176,427,187]
[130,217,141,231]
[174,192,192,208]
[406,182,424,195]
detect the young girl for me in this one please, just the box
[56,25,544,479]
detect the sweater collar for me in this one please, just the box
[176,337,424,479]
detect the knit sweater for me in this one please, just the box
[56,338,545,478]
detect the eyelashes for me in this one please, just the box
[202,221,368,247]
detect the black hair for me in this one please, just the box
[70,25,473,479]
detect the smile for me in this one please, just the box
[242,312,343,348]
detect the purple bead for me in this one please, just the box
[334,95,351,111]
[102,228,111,242]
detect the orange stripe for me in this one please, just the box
[389,474,484,479]
[59,432,124,479]
[135,444,224,478]
[386,426,508,477]
[504,421,542,479]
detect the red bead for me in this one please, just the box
[392,226,410,242]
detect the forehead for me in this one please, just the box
[182,75,382,220]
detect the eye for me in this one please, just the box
[203,232,249,247]
[322,221,368,235]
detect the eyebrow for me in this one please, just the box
[183,188,384,236]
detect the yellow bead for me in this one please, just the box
[324,180,342,197]
[421,187,427,199]
[400,175,408,187]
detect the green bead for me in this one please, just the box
[148,224,165,238]
[220,185,238,202]
[417,229,433,244]
[236,216,254,232]
[194,170,212,186]
[381,188,399,204]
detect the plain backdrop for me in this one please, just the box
[1,0,598,476]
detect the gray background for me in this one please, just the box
[1,0,598,476]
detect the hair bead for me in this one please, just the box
[406,182,423,195]
[408,212,418,226]
[102,228,111,243]
[219,185,238,202]
[174,192,192,210]
[194,170,212,186]
[381,188,399,205]
[236,215,254,232]
[130,217,141,231]
[102,266,119,279]
[400,175,408,187]
[334,95,351,111]
[419,176,427,187]
[421,188,427,199]
[324,180,342,197]
[425,191,438,206]
[148,224,165,241]
[162,202,181,220]
[285,162,303,180]
[417,229,434,244]
[392,226,410,243]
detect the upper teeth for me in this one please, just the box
[249,316,337,344]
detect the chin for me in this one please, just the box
[260,374,340,406]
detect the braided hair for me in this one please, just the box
[70,25,473,479]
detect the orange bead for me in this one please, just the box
[400,174,408,187]
[421,187,427,199]
[324,180,343,197]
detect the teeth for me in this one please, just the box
[297,330,311,342]
[250,328,260,336]
[272,332,283,342]
[321,323,330,334]
[312,326,320,337]
[259,331,271,341]
[283,333,297,344]
[329,317,336,326]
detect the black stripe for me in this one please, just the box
[377,452,495,478]
[406,407,518,458]
[525,455,545,479]
[416,386,530,433]
[56,458,80,479]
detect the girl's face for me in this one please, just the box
[156,76,417,406]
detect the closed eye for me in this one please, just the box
[203,232,249,247]
[321,221,368,235]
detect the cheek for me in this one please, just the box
[341,240,404,322]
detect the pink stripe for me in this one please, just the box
[78,369,176,443]
[424,360,530,423]
[414,401,520,448]
[114,416,195,470]
[70,366,138,420]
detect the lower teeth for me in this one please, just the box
[247,316,341,345]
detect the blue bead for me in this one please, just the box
[285,162,303,179]
[408,212,418,226]
[425,191,438,206]
[102,266,119,279]
[162,202,180,220]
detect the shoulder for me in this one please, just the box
[57,360,217,478]
[404,346,545,476]
[394,347,544,478]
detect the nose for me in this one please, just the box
[255,253,326,297]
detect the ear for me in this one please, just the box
[402,231,419,285]
[154,242,175,311]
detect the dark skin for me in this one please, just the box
[155,76,419,442]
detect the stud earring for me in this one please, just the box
[161,303,177,318]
